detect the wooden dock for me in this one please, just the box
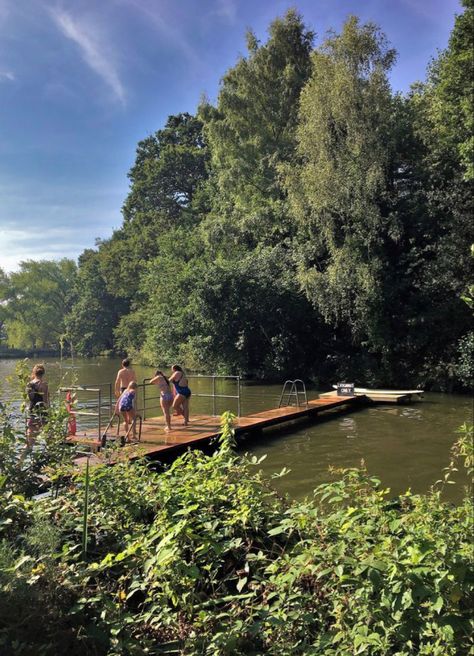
[72,394,367,467]
[320,390,423,404]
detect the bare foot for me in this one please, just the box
[164,426,170,432]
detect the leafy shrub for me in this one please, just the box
[0,410,472,655]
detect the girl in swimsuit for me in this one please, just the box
[115,381,138,441]
[170,364,191,426]
[149,370,173,431]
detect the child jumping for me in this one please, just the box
[115,381,138,442]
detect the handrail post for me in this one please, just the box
[237,376,241,417]
[212,376,216,416]
[98,389,102,441]
[142,378,147,420]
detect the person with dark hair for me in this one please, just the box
[115,358,137,398]
[26,363,50,448]
[169,365,191,426]
[149,370,173,431]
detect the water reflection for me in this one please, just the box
[400,407,424,421]
[339,417,358,439]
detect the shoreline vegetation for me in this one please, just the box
[0,375,472,654]
[0,5,473,392]
[0,348,61,359]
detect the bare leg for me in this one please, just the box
[172,394,184,417]
[183,397,190,426]
[123,411,130,440]
[21,418,39,461]
[172,389,179,415]
[160,398,172,430]
[130,409,136,440]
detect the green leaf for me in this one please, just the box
[236,577,247,592]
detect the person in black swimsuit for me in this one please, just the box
[169,365,191,426]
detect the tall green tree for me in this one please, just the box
[285,17,396,345]
[200,9,314,249]
[65,250,126,356]
[1,259,77,349]
[99,112,209,301]
[123,112,209,228]
[419,0,473,181]
[407,0,474,384]
[64,112,210,359]
[140,243,325,376]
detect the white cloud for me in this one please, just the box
[0,226,82,272]
[49,7,126,105]
[0,70,14,81]
[0,176,126,272]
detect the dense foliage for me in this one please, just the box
[0,260,77,351]
[1,5,473,388]
[68,5,474,388]
[0,401,472,655]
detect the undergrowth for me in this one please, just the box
[0,398,472,655]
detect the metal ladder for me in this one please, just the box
[278,379,308,408]
[100,413,143,449]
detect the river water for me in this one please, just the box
[1,357,471,501]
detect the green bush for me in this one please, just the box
[0,411,472,655]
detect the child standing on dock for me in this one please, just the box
[114,358,137,398]
[116,381,138,442]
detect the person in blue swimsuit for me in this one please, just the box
[115,381,137,441]
[170,365,191,426]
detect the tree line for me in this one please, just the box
[1,5,472,388]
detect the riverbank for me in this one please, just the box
[0,347,60,359]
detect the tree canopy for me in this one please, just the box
[5,6,473,389]
[0,259,76,350]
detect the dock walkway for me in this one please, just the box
[73,394,366,467]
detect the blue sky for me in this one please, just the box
[0,0,462,272]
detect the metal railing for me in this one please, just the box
[59,374,241,443]
[100,412,143,448]
[278,379,308,409]
[58,383,113,441]
[141,374,241,418]
[124,414,143,444]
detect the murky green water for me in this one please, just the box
[1,357,471,501]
